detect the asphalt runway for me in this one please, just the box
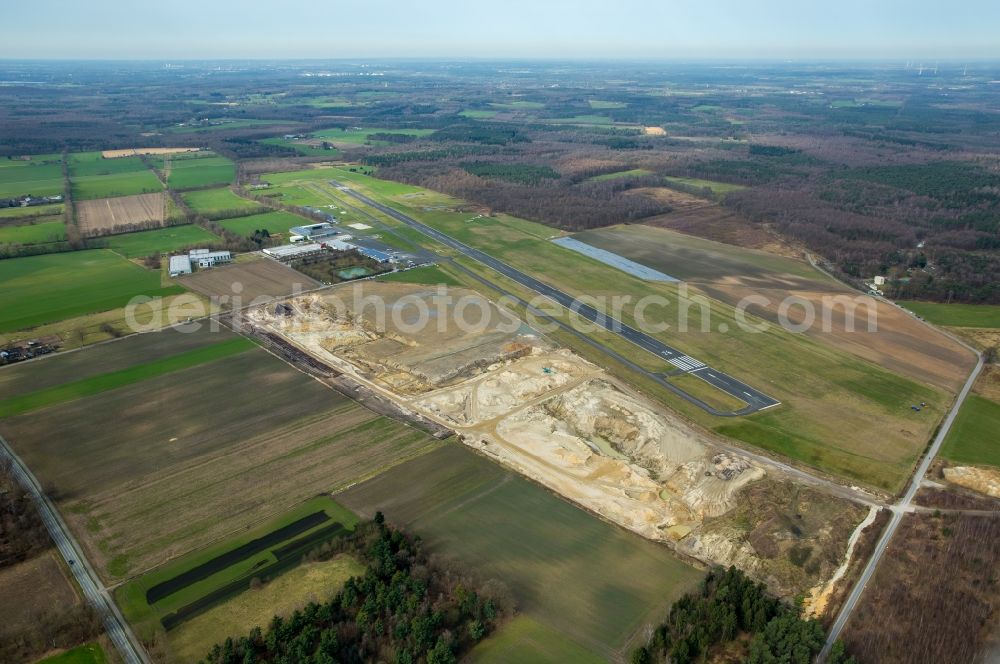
[331,181,779,415]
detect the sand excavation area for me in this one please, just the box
[248,281,868,601]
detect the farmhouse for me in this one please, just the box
[169,255,193,277]
[189,248,232,268]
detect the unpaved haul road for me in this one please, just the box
[817,346,984,662]
[0,434,150,664]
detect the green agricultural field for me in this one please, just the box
[0,324,225,399]
[547,114,614,125]
[0,218,65,245]
[285,166,953,491]
[0,336,253,418]
[103,224,220,258]
[490,100,545,109]
[587,168,654,182]
[0,156,64,199]
[941,395,1000,467]
[116,496,359,634]
[258,137,339,157]
[219,210,307,236]
[0,330,443,581]
[0,202,63,219]
[459,109,499,119]
[167,119,284,134]
[897,301,1000,329]
[68,153,150,177]
[338,444,702,659]
[71,171,163,200]
[378,264,462,286]
[0,250,184,332]
[68,152,163,199]
[166,154,236,190]
[311,127,435,145]
[470,616,606,664]
[181,187,264,217]
[36,643,108,664]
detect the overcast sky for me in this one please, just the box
[2,0,997,60]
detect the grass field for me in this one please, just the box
[587,168,654,182]
[470,615,606,664]
[378,264,462,286]
[0,218,65,245]
[664,175,747,195]
[68,151,162,200]
[0,156,64,199]
[0,329,443,580]
[338,444,702,659]
[0,202,63,219]
[547,114,614,125]
[311,127,435,145]
[36,643,108,664]
[68,152,150,177]
[258,137,339,157]
[281,167,954,491]
[459,109,499,119]
[71,172,163,200]
[588,100,628,109]
[940,394,1000,467]
[103,224,220,258]
[897,301,1000,329]
[167,119,285,134]
[167,555,364,662]
[0,336,253,418]
[0,325,226,399]
[0,250,184,332]
[181,187,264,216]
[116,496,359,633]
[490,100,545,109]
[165,154,235,190]
[219,210,307,236]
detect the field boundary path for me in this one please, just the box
[329,180,780,416]
[818,345,985,661]
[0,434,150,664]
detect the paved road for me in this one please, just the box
[330,181,780,416]
[0,435,149,664]
[817,347,985,661]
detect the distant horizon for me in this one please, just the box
[2,0,997,61]
[1,56,998,65]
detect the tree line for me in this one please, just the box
[631,566,856,664]
[202,513,512,664]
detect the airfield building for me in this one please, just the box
[263,242,326,261]
[169,255,192,277]
[357,247,393,263]
[289,222,340,242]
[189,249,232,268]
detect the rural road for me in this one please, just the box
[329,180,780,415]
[0,434,150,664]
[817,346,985,661]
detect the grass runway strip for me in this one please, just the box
[0,336,254,418]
